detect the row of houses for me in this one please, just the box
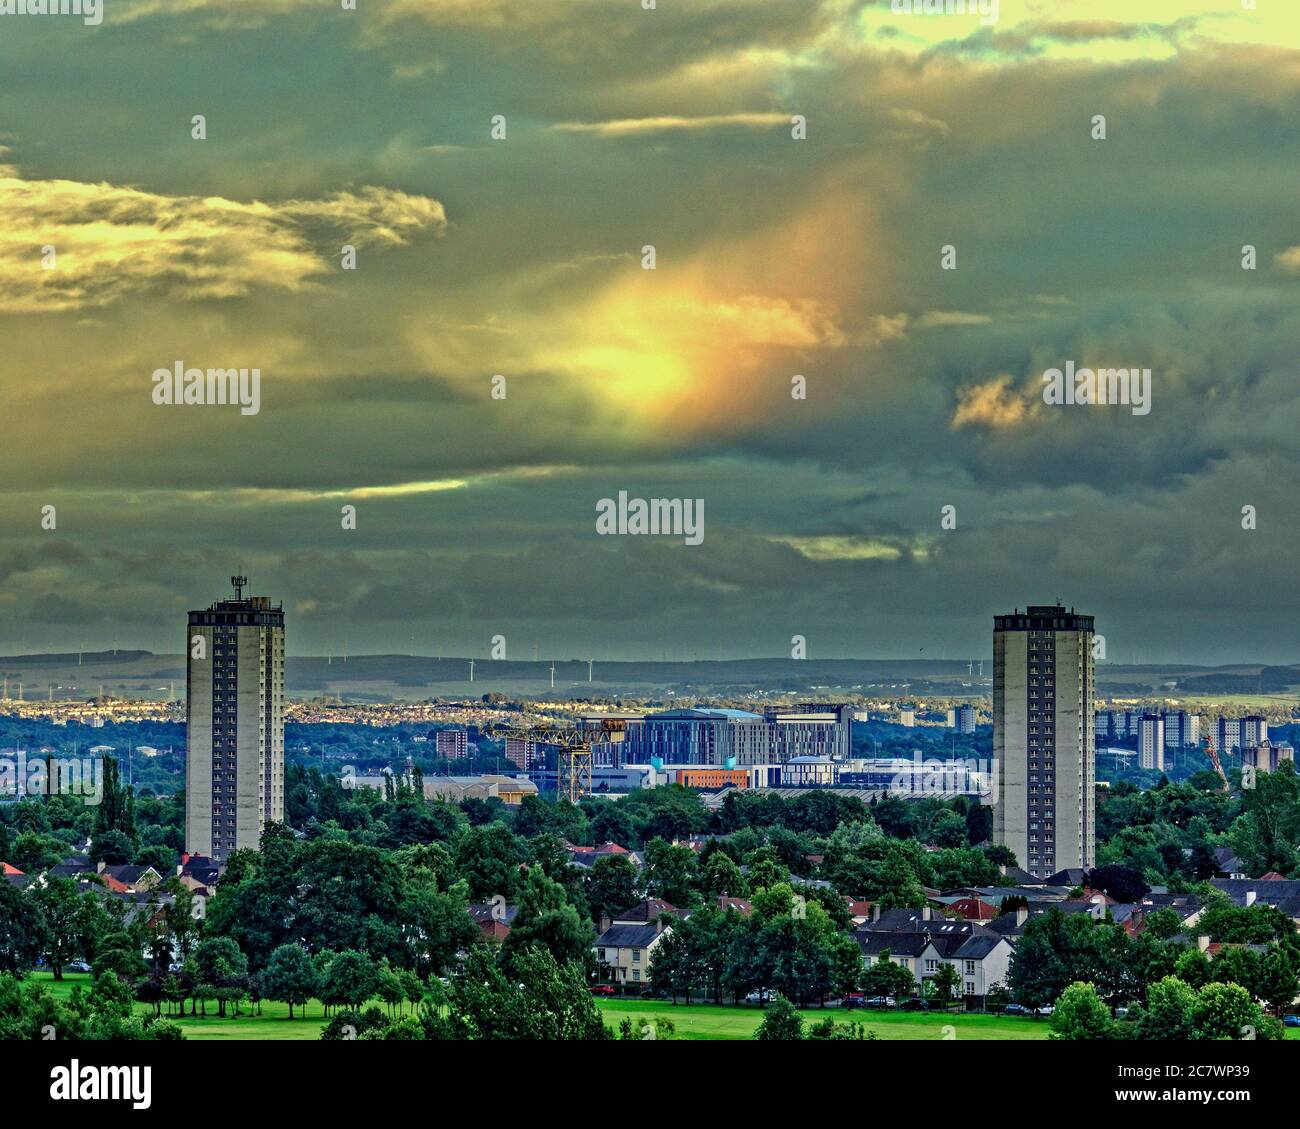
[3,847,225,951]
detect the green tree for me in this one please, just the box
[323,949,379,1012]
[428,945,611,1041]
[455,824,523,902]
[1050,981,1114,1040]
[1134,975,1197,1040]
[931,961,961,1009]
[755,994,804,1040]
[1191,981,1267,1040]
[0,880,47,974]
[585,854,640,925]
[192,935,249,1018]
[502,867,593,967]
[33,878,82,980]
[643,838,699,907]
[701,851,748,898]
[262,943,319,1019]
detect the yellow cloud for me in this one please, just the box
[770,535,913,561]
[0,171,445,312]
[915,310,992,328]
[1276,246,1300,272]
[951,373,1041,430]
[550,113,791,137]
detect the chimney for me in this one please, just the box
[922,906,932,921]
[96,861,106,874]
[1015,907,1029,927]
[599,913,611,934]
[176,865,183,877]
[1245,890,1257,907]
[1197,935,1210,953]
[871,904,881,922]
[999,864,1007,876]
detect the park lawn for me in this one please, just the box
[31,971,369,1040]
[29,975,1300,1041]
[594,1000,1054,1040]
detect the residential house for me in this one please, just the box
[469,901,519,942]
[594,903,675,989]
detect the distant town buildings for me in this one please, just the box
[993,604,1096,876]
[578,704,853,768]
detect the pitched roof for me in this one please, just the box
[856,931,932,958]
[101,865,158,885]
[612,898,678,923]
[595,923,664,949]
[469,902,520,926]
[855,920,989,959]
[953,934,1008,960]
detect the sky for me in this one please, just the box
[1,0,1299,663]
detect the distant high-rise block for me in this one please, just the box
[993,605,1095,876]
[1242,715,1268,748]
[185,580,285,862]
[1162,710,1199,749]
[957,704,977,734]
[1138,714,1165,771]
[1216,716,1265,756]
[435,728,468,761]
[505,736,542,771]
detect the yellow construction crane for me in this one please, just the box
[485,718,627,804]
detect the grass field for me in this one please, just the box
[35,971,340,1040]
[27,974,1300,1041]
[594,1000,1053,1040]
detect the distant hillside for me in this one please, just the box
[1,651,1297,703]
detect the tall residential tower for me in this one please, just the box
[185,577,285,861]
[993,605,1095,876]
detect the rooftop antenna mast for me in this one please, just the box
[231,574,248,600]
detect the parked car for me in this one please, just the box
[67,961,91,973]
[744,988,776,1004]
[1034,1005,1055,1017]
[820,996,844,1008]
[1284,1015,1300,1028]
[1003,1003,1032,1016]
[589,984,616,996]
[900,998,930,1011]
[1113,1007,1129,1019]
[863,995,896,1009]
[843,992,866,1009]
